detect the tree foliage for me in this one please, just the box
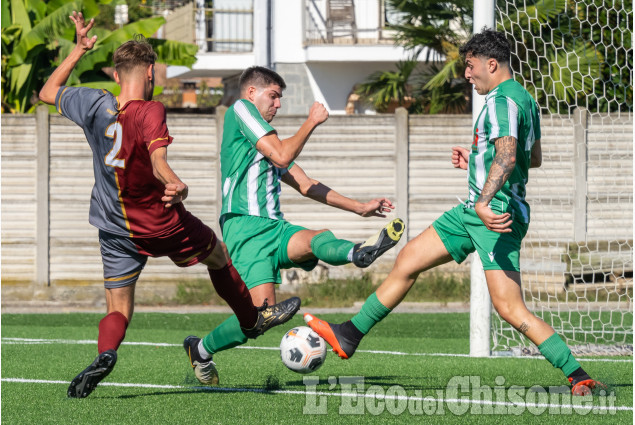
[1,0,198,113]
[356,0,472,114]
[356,58,418,112]
[356,0,630,114]
[499,0,632,113]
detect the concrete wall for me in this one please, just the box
[1,107,632,303]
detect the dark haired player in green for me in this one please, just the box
[183,66,404,382]
[305,29,604,396]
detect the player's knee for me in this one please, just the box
[202,241,231,269]
[492,299,517,323]
[307,229,335,245]
[393,246,422,277]
[216,241,230,258]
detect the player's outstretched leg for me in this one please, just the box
[67,349,117,398]
[184,335,219,385]
[303,313,362,359]
[352,218,405,268]
[242,296,302,338]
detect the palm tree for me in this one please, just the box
[357,0,610,114]
[356,0,472,113]
[1,0,198,113]
[355,58,419,112]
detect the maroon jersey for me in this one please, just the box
[114,100,186,237]
[56,86,186,238]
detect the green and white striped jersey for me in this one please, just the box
[220,99,290,221]
[467,79,541,223]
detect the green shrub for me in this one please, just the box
[174,279,225,305]
[173,272,471,307]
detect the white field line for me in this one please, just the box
[1,337,632,362]
[1,378,632,412]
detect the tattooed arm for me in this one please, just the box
[474,136,517,233]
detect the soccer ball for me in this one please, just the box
[280,326,327,374]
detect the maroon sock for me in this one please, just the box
[97,311,129,353]
[208,260,258,329]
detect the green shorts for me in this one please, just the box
[432,205,529,272]
[221,214,319,289]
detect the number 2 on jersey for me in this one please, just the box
[105,122,125,168]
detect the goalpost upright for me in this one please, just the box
[468,0,496,358]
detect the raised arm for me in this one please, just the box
[150,147,188,207]
[474,136,517,233]
[281,164,394,218]
[255,102,328,168]
[39,11,97,105]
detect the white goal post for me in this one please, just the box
[469,0,634,357]
[468,0,495,358]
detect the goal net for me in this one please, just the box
[492,0,633,356]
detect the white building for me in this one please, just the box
[163,0,434,114]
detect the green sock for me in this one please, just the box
[350,293,392,335]
[538,333,581,377]
[310,231,355,266]
[202,315,248,355]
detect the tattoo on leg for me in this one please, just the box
[518,322,529,334]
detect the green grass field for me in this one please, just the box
[2,312,632,424]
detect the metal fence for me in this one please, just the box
[304,0,397,45]
[162,0,254,53]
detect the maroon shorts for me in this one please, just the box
[133,211,217,267]
[100,212,217,288]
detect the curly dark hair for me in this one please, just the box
[459,28,511,65]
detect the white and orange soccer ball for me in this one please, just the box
[280,326,327,374]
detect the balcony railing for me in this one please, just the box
[164,0,400,53]
[304,0,402,46]
[195,0,253,53]
[163,0,254,53]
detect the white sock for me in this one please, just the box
[347,247,354,262]
[197,340,212,360]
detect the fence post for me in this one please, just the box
[35,106,50,286]
[394,107,409,247]
[214,106,227,239]
[573,107,588,242]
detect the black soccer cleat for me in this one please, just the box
[352,218,405,268]
[67,349,117,398]
[303,313,360,359]
[183,335,219,385]
[241,296,301,339]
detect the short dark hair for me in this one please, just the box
[113,34,157,75]
[459,28,511,65]
[239,66,286,92]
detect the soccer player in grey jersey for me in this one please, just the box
[305,29,604,396]
[39,11,299,398]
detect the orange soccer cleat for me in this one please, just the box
[568,377,607,396]
[303,313,360,359]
